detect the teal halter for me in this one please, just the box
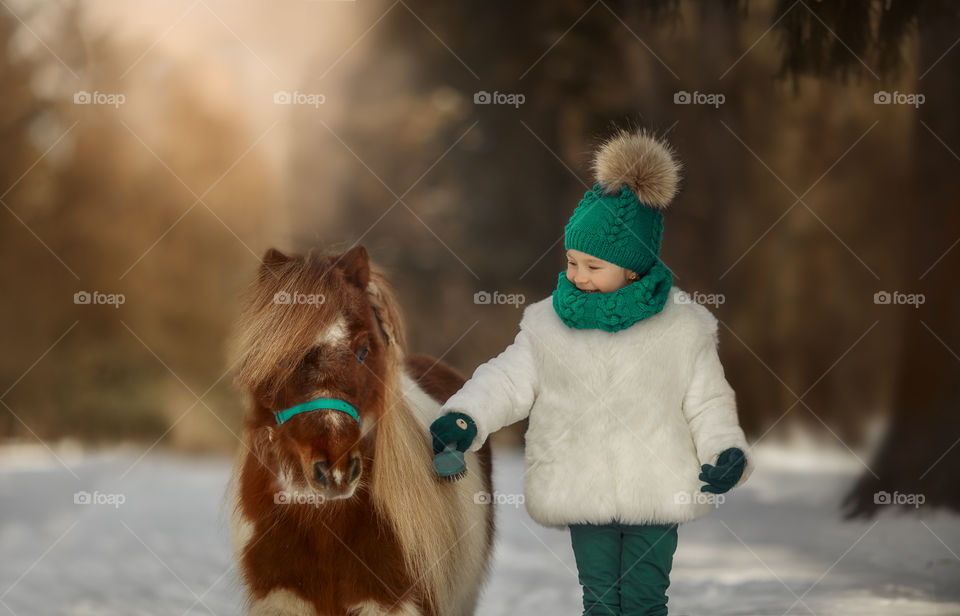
[273,397,361,427]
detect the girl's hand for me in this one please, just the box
[699,447,745,494]
[429,412,477,454]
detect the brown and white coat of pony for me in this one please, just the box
[227,246,494,615]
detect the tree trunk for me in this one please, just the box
[844,2,960,516]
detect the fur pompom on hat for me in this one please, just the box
[563,128,682,276]
[592,129,682,208]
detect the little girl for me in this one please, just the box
[429,128,753,616]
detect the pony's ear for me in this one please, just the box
[340,245,370,289]
[261,248,291,271]
[258,248,292,280]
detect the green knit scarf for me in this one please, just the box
[551,262,673,332]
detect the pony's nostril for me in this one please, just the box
[313,461,329,487]
[349,456,361,483]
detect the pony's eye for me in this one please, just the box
[357,343,369,363]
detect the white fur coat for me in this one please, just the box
[441,286,753,529]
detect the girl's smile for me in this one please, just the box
[565,249,638,294]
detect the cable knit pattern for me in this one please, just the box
[604,188,632,244]
[551,262,673,332]
[564,184,665,276]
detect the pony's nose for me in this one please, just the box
[313,458,361,490]
[348,456,361,484]
[313,461,329,487]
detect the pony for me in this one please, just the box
[227,245,494,615]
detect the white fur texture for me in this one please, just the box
[442,286,752,529]
[228,447,255,564]
[347,600,423,615]
[249,588,314,615]
[316,316,349,347]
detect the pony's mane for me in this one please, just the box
[361,264,465,613]
[369,327,465,614]
[364,264,408,355]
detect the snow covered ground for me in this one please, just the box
[0,441,958,616]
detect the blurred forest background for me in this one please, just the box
[1,0,958,515]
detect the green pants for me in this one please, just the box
[569,522,679,616]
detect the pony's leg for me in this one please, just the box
[248,588,316,615]
[346,600,424,616]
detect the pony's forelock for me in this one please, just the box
[231,250,409,403]
[231,251,351,399]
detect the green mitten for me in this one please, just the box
[699,447,746,494]
[429,412,477,454]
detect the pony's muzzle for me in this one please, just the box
[313,456,362,493]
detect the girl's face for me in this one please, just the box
[565,249,636,294]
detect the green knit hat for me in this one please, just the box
[564,129,682,275]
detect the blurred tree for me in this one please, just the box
[840,1,960,515]
[0,1,276,448]
[0,4,73,438]
[766,0,960,514]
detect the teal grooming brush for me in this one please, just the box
[433,442,467,482]
[430,412,476,482]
